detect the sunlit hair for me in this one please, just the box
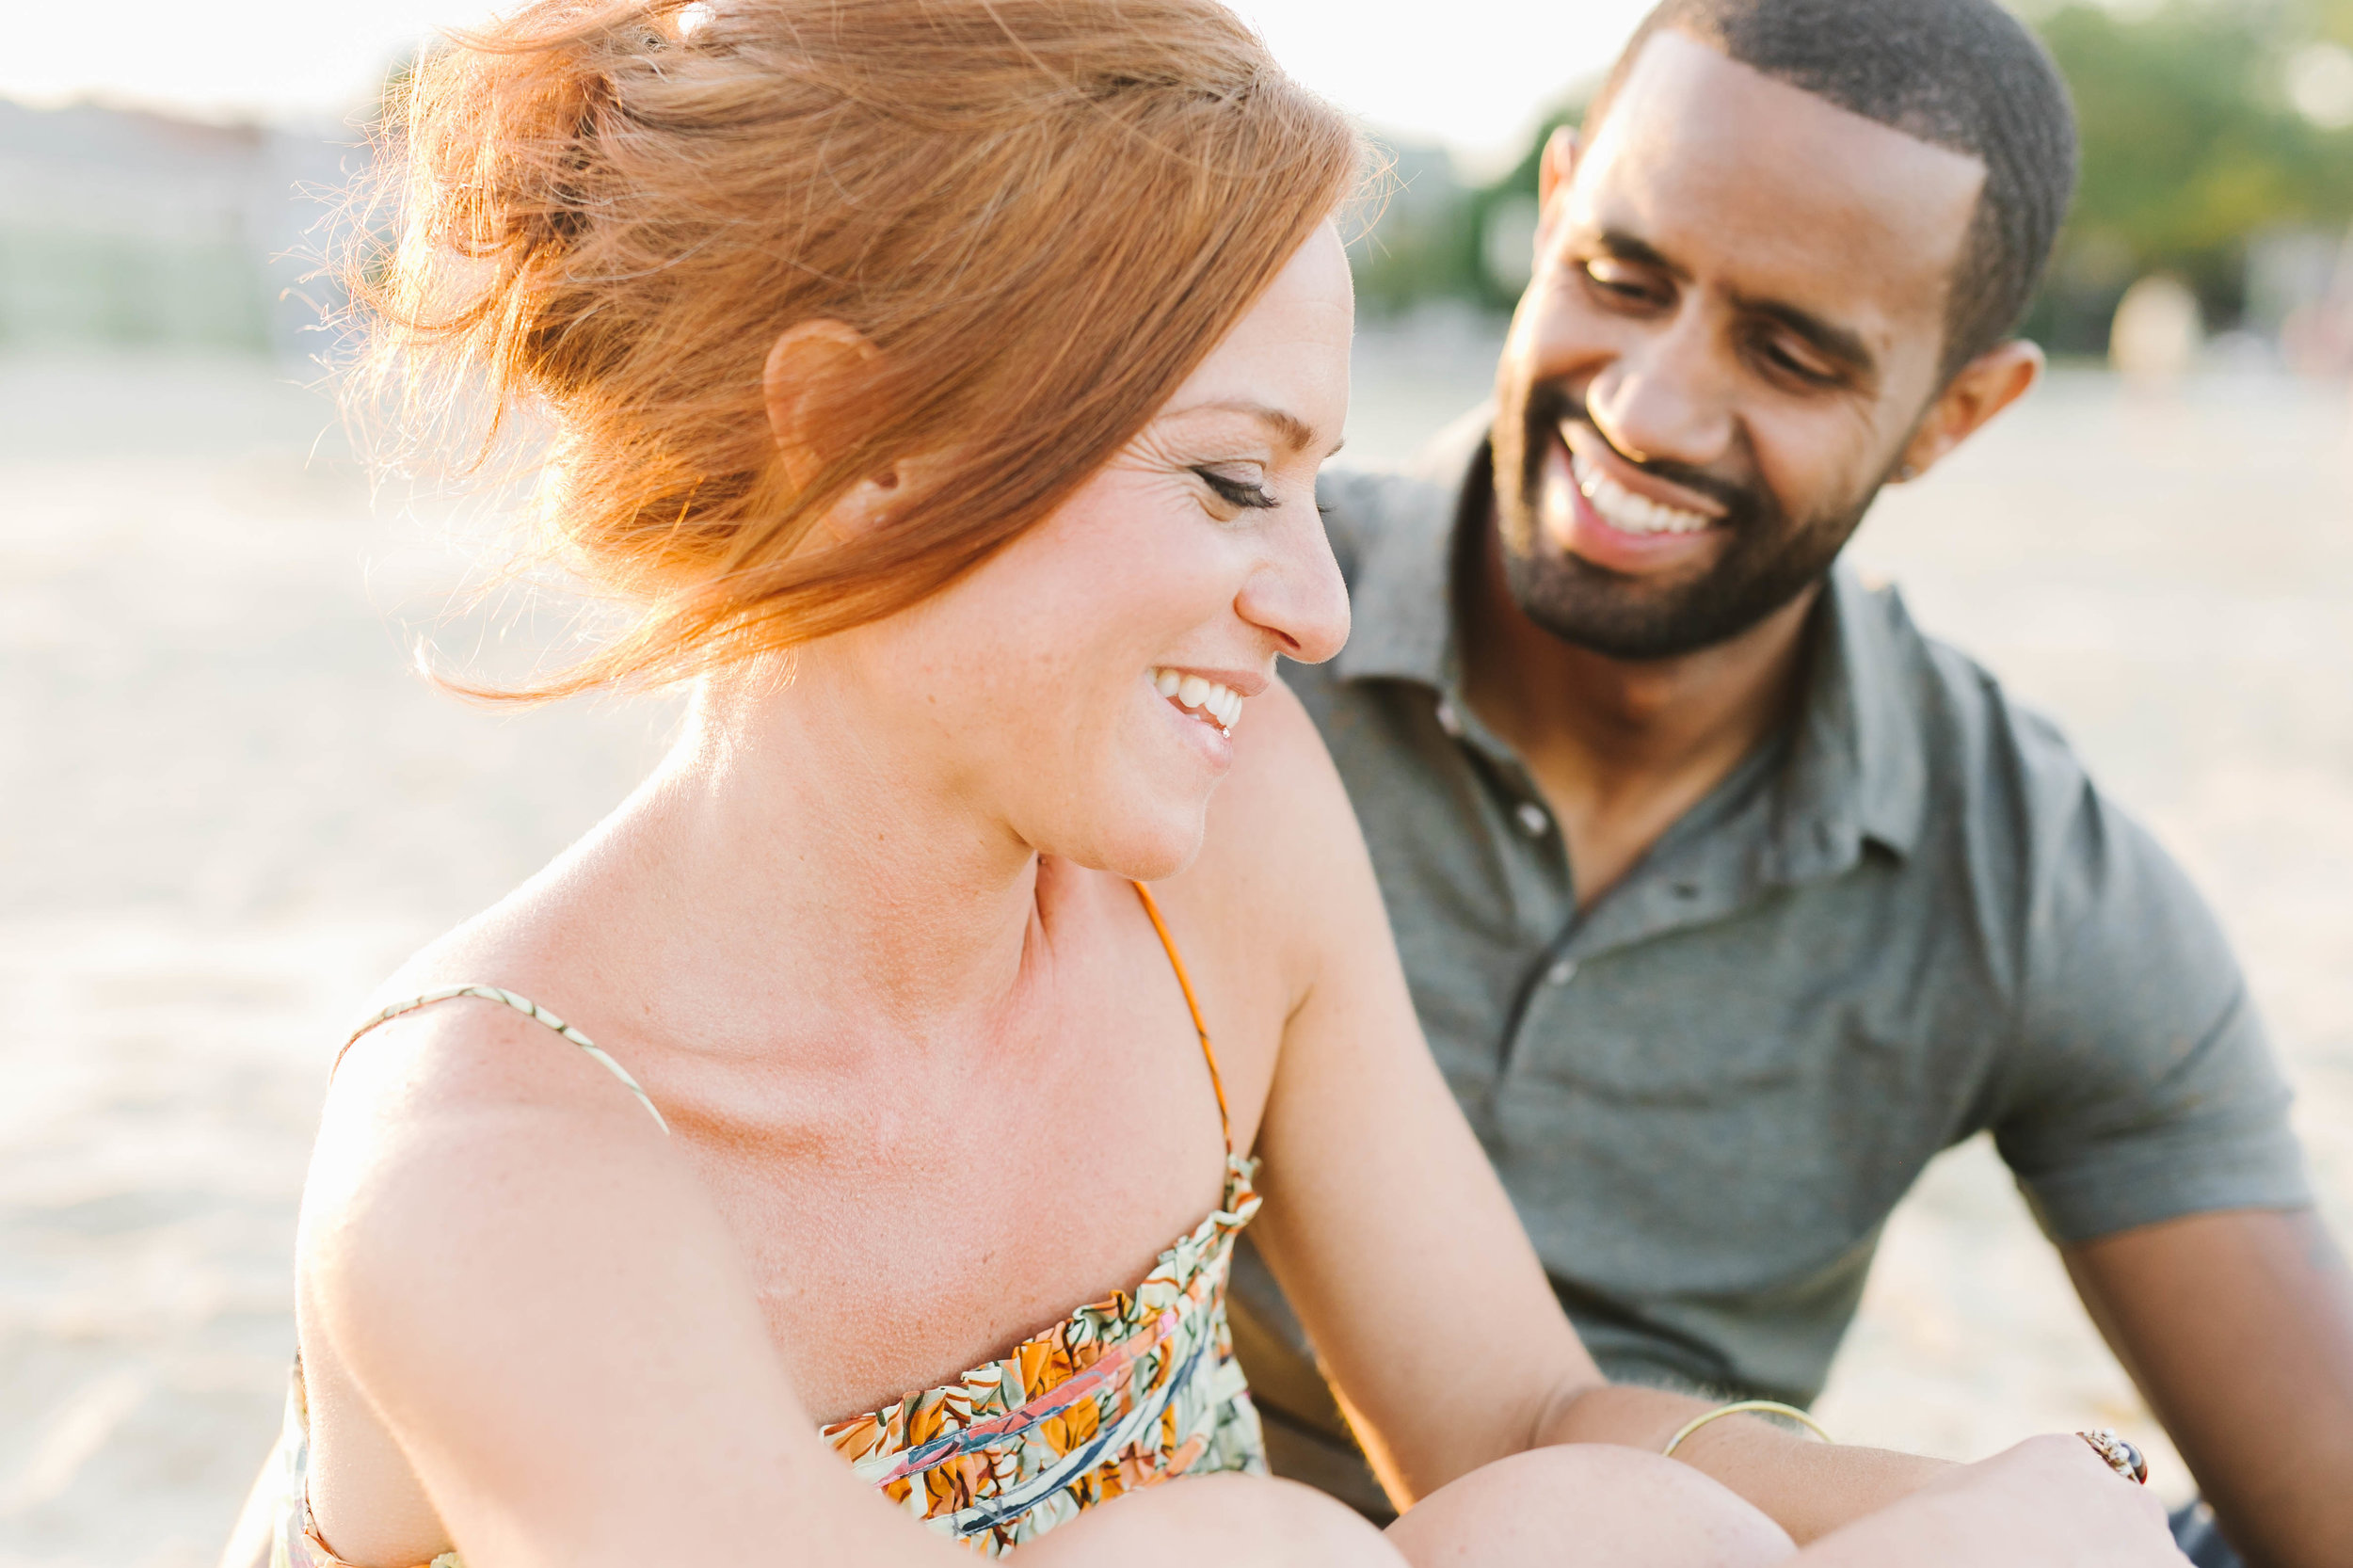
[347,0,1360,698]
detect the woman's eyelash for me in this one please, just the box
[1191,466,1280,510]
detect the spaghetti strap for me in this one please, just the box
[334,896,1211,1149]
[1128,880,1233,1158]
[336,984,670,1133]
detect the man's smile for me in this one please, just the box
[1536,421,1732,577]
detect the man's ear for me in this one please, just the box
[1892,339,2042,483]
[1533,124,1580,250]
[762,319,885,492]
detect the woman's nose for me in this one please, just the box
[1239,509,1351,666]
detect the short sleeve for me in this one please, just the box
[1993,757,2311,1243]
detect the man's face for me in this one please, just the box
[1492,30,1987,660]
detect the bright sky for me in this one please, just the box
[5,0,1656,166]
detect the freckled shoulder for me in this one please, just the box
[313,992,677,1196]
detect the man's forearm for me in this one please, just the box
[2067,1207,2353,1568]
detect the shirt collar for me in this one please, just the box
[1329,404,1493,690]
[1330,405,1929,869]
[1770,564,1929,871]
[1797,565,1929,863]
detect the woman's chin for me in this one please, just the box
[1050,798,1211,886]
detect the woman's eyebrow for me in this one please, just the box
[1167,398,1341,456]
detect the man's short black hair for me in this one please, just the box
[1588,0,2078,380]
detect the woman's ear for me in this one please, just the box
[761,319,882,492]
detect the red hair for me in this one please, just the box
[349,0,1362,697]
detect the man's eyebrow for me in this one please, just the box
[1732,293,1878,379]
[1592,227,1878,381]
[1171,399,1342,457]
[1595,228,1689,280]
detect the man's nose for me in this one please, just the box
[1238,507,1351,667]
[1583,314,1737,469]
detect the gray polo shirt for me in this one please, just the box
[1238,412,2309,1424]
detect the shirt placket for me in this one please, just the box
[1433,683,1807,1088]
[1432,688,1581,1083]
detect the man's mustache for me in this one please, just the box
[1522,383,1757,522]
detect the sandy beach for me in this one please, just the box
[3,329,2348,1565]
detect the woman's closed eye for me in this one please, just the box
[1190,464,1280,513]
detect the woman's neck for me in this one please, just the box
[553,658,1054,1049]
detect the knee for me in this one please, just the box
[1185,1475,1407,1564]
[1023,1473,1405,1567]
[1385,1445,1795,1568]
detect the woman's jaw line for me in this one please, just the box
[673,650,1247,911]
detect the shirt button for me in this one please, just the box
[1435,697,1464,737]
[1514,801,1550,838]
[1545,958,1578,986]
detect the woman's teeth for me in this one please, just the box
[1570,450,1712,536]
[1151,667,1242,733]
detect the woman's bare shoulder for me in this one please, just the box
[302,990,682,1295]
[356,856,591,1013]
[292,987,890,1568]
[302,841,688,1294]
[1156,673,1382,1002]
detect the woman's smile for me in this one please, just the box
[1150,665,1249,735]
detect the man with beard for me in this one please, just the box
[1229,2,2353,1565]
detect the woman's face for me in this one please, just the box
[857,224,1355,879]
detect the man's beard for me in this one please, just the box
[1490,382,1879,661]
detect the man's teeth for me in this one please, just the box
[1151,667,1243,731]
[1570,451,1711,536]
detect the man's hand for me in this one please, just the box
[2065,1207,2353,1568]
[1797,1434,2184,1566]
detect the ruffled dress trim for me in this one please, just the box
[822,1154,1265,1554]
[273,1160,1264,1565]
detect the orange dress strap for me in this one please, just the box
[1128,879,1233,1158]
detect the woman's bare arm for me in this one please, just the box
[1181,685,2177,1559]
[300,1004,953,1568]
[1175,688,1902,1506]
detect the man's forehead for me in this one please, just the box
[1572,29,1986,337]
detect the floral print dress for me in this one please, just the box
[266,881,1268,1565]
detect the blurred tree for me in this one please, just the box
[2025,0,2353,349]
[1465,94,1589,311]
[1348,2,2353,352]
[1346,138,1484,316]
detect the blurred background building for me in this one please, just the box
[0,102,351,359]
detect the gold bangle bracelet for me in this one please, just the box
[1661,1400,1834,1458]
